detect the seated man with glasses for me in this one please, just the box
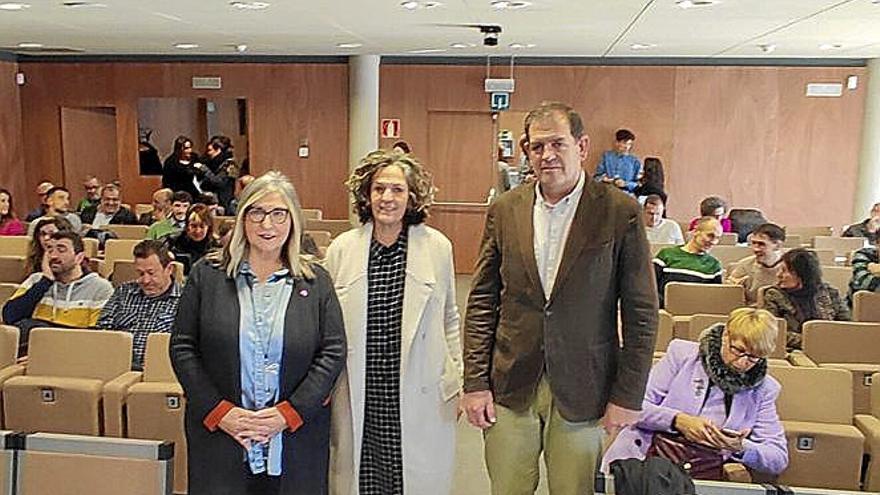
[602,308,788,480]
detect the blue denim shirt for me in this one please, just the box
[236,261,293,476]
[593,150,642,192]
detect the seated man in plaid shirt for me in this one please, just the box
[97,240,182,370]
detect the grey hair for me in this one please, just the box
[219,170,314,280]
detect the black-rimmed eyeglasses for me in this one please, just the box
[246,207,290,224]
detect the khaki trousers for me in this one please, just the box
[483,377,605,495]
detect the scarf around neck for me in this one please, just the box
[698,324,766,396]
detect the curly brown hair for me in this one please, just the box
[347,149,435,226]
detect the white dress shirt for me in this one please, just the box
[533,172,586,297]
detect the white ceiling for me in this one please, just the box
[0,0,879,58]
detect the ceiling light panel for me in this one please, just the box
[173,42,199,49]
[0,2,30,10]
[229,1,270,10]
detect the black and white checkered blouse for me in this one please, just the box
[359,230,408,495]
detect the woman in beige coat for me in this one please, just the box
[325,150,462,495]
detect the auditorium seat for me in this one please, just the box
[302,208,323,220]
[0,236,29,258]
[854,291,880,323]
[805,248,836,266]
[855,373,880,491]
[100,239,142,277]
[782,234,803,248]
[0,325,22,428]
[785,226,834,246]
[655,310,673,355]
[109,259,184,287]
[306,219,352,238]
[212,215,235,231]
[813,236,866,257]
[650,243,674,256]
[719,232,738,246]
[306,230,332,249]
[0,283,17,308]
[0,257,27,284]
[126,333,187,494]
[134,203,153,217]
[821,265,853,295]
[3,328,134,436]
[769,365,864,490]
[82,237,99,259]
[663,282,745,317]
[16,432,173,495]
[102,224,148,240]
[802,320,880,414]
[706,245,752,266]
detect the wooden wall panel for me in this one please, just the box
[0,61,25,214]
[17,62,349,217]
[380,64,867,272]
[60,106,119,190]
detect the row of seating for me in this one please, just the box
[0,431,173,495]
[0,326,187,493]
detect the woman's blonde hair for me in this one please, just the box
[219,171,314,280]
[726,307,778,357]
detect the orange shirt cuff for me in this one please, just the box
[276,401,304,432]
[203,400,234,432]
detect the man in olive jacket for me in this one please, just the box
[463,101,658,495]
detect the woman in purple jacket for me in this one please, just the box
[602,307,788,476]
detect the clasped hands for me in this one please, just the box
[673,412,749,453]
[218,406,288,450]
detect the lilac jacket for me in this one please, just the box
[602,339,788,475]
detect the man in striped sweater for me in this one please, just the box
[653,216,724,308]
[2,231,113,355]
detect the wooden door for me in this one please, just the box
[425,110,495,273]
[60,106,119,188]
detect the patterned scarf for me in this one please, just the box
[698,324,766,395]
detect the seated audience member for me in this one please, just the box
[139,188,173,225]
[848,231,880,305]
[96,240,181,370]
[199,191,225,217]
[602,308,788,479]
[80,183,139,227]
[760,248,850,351]
[147,191,191,240]
[27,186,82,235]
[76,175,101,213]
[726,223,785,305]
[216,218,235,248]
[633,157,667,206]
[2,231,113,352]
[654,216,724,307]
[227,174,255,215]
[25,216,74,274]
[594,128,642,194]
[24,181,54,222]
[167,203,218,274]
[843,202,880,239]
[194,135,237,213]
[644,194,683,244]
[0,189,25,236]
[689,196,734,233]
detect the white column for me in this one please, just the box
[348,55,380,224]
[853,58,880,223]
